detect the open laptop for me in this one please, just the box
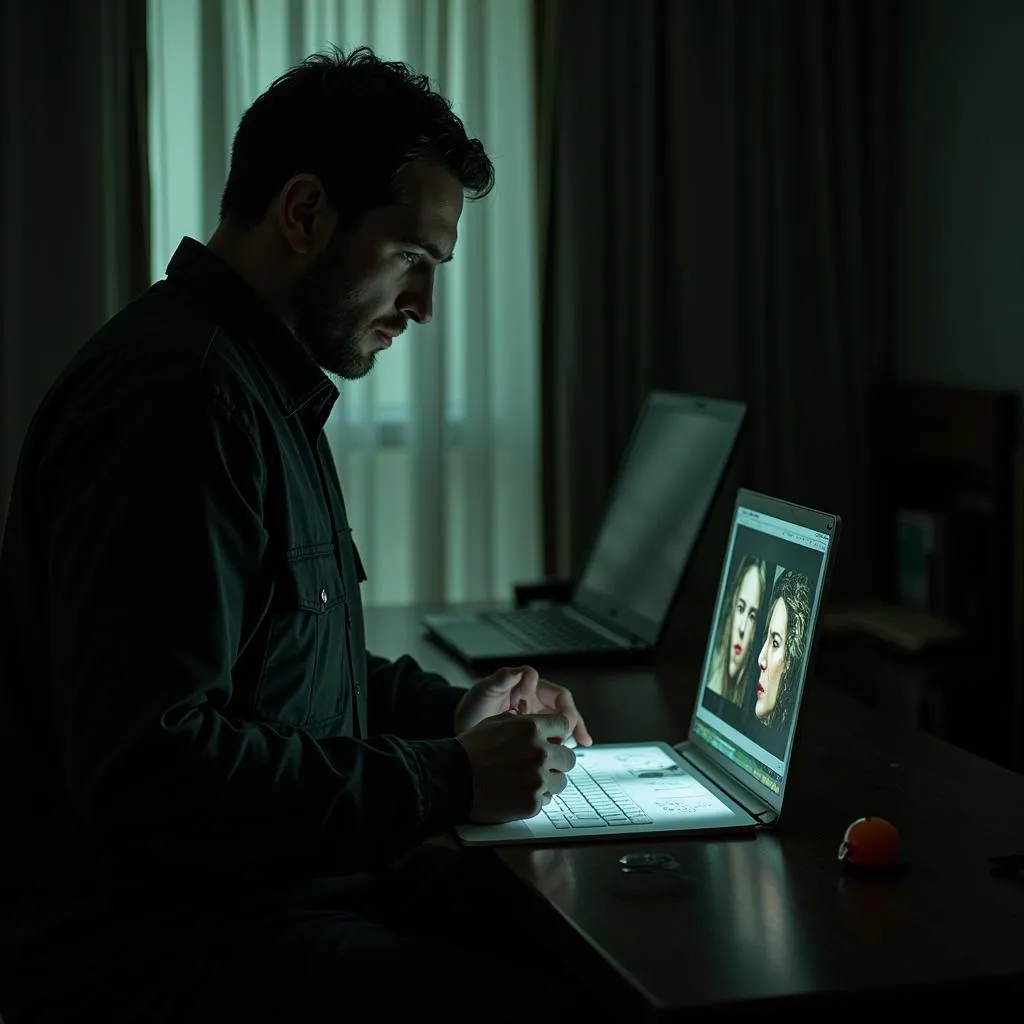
[422,391,746,665]
[456,488,842,845]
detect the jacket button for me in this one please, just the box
[320,587,328,604]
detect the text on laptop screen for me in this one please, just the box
[576,404,740,630]
[692,506,831,796]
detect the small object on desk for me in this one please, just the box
[838,816,906,876]
[614,852,691,899]
[619,852,680,873]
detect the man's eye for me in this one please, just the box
[400,251,419,266]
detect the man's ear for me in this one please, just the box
[276,174,334,256]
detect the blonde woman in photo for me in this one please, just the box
[706,556,767,706]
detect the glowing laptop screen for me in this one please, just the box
[692,505,832,800]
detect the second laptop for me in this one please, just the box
[422,390,746,666]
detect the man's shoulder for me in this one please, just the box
[96,280,259,382]
[55,282,272,437]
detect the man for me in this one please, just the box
[0,48,594,1021]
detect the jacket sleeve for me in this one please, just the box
[366,653,466,739]
[46,374,472,882]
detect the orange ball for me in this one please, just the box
[838,816,902,870]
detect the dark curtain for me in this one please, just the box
[538,0,896,601]
[0,0,149,530]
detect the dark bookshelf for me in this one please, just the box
[872,383,1020,767]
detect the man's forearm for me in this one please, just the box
[84,705,472,879]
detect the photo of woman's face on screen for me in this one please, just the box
[706,556,767,707]
[754,568,811,731]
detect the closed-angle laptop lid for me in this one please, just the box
[680,489,842,821]
[569,392,746,646]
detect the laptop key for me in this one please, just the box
[628,814,653,824]
[566,812,602,823]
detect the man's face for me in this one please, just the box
[291,158,463,379]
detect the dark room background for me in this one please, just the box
[3,0,1022,764]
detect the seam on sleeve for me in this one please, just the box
[196,327,267,498]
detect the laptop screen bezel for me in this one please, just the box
[570,392,747,646]
[685,488,842,817]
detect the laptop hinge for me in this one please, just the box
[675,741,776,824]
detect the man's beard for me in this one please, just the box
[290,245,376,380]
[292,283,375,380]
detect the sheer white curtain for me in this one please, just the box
[148,0,540,605]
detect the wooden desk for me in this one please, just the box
[366,605,1024,1019]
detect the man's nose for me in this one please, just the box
[399,278,434,324]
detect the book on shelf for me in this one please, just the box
[895,507,947,612]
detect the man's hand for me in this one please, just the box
[454,665,593,746]
[456,712,577,823]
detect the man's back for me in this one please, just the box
[0,240,469,962]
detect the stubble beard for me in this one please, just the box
[292,259,376,381]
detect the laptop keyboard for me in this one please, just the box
[485,609,622,652]
[542,762,653,829]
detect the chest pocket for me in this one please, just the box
[254,549,352,732]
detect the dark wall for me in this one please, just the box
[896,0,1024,395]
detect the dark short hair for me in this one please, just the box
[220,45,495,227]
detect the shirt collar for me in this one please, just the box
[164,237,338,426]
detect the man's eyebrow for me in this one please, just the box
[404,239,455,263]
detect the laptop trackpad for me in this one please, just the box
[424,613,530,659]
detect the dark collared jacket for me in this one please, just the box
[0,238,472,946]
